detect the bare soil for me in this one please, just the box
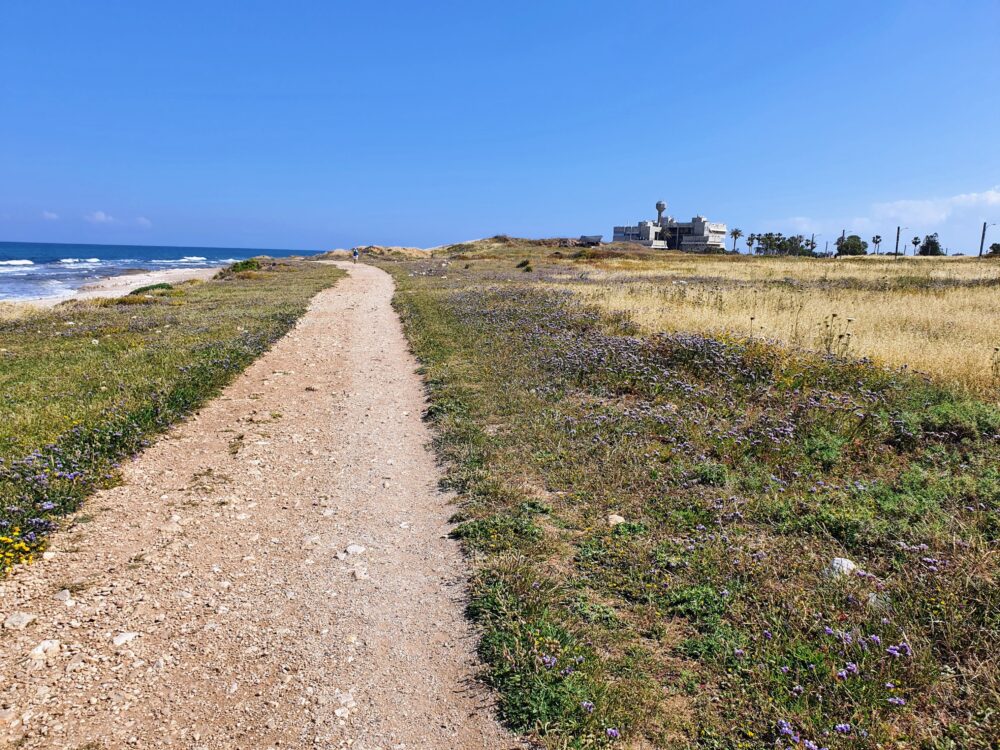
[0,263,517,749]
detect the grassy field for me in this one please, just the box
[380,242,998,749]
[0,259,343,568]
[538,249,1000,396]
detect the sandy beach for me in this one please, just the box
[15,266,222,307]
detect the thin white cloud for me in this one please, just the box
[135,216,152,229]
[41,210,60,221]
[766,187,1000,251]
[84,210,116,224]
[872,187,1000,225]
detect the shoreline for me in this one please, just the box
[4,267,223,308]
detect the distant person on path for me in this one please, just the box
[352,248,359,264]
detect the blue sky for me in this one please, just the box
[2,1,998,252]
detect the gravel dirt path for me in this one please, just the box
[0,263,517,749]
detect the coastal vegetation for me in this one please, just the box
[0,259,343,568]
[556,252,1000,396]
[381,242,998,749]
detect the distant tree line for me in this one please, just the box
[730,228,958,257]
[742,232,818,256]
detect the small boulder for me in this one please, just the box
[607,514,626,527]
[824,557,858,579]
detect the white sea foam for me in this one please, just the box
[150,256,210,265]
[0,259,33,265]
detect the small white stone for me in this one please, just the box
[607,514,626,527]
[112,632,140,647]
[345,544,366,555]
[29,639,60,661]
[54,589,72,602]
[3,612,36,630]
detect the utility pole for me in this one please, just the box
[894,226,900,258]
[980,221,988,257]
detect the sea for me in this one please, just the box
[0,241,320,302]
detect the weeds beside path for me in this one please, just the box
[383,254,999,750]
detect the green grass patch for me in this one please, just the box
[378,251,999,749]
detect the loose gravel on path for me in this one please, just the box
[0,263,517,749]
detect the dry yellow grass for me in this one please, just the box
[0,301,42,322]
[558,254,1000,396]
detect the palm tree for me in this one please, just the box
[746,234,756,254]
[911,236,921,256]
[729,228,743,252]
[872,235,882,255]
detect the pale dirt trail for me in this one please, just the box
[0,263,518,749]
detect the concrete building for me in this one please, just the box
[613,200,727,252]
